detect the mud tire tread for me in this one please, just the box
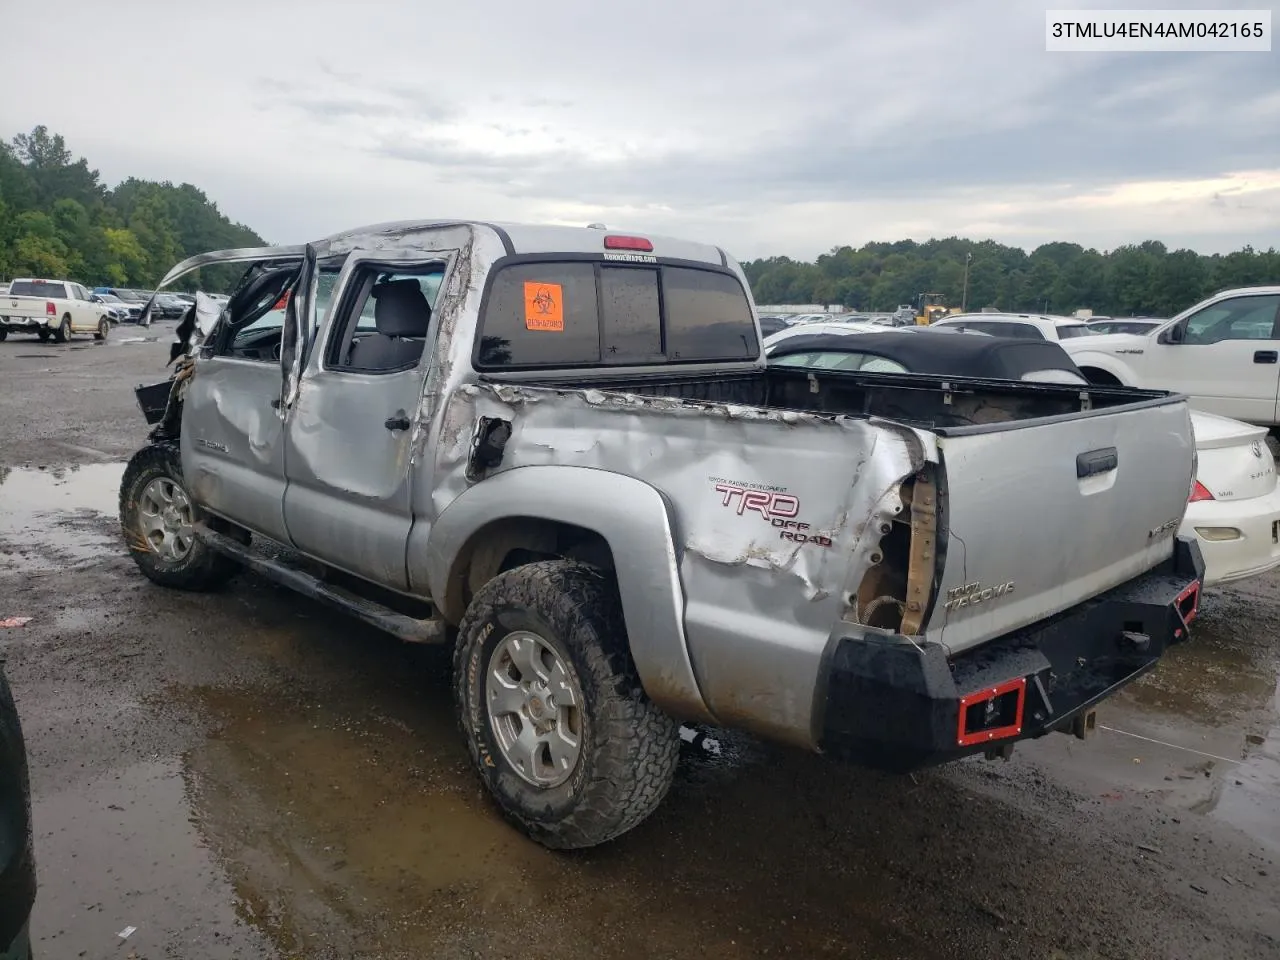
[118,442,240,591]
[454,560,680,849]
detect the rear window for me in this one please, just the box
[9,280,67,299]
[1056,324,1094,339]
[477,261,758,369]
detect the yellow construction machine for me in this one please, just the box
[914,293,952,326]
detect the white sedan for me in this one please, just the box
[762,324,1280,587]
[1184,412,1280,586]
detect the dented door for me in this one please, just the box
[177,253,304,541]
[281,250,452,590]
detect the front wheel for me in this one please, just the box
[53,316,71,343]
[454,560,680,849]
[119,443,241,590]
[95,318,109,341]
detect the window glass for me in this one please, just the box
[328,267,444,372]
[662,267,757,361]
[477,262,600,367]
[1056,324,1093,339]
[600,267,662,363]
[8,280,67,299]
[770,351,908,374]
[1182,295,1280,345]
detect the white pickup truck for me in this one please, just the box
[0,278,112,343]
[1063,286,1280,428]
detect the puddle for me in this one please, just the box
[0,463,124,570]
[30,758,276,959]
[1039,595,1280,852]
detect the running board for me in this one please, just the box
[195,523,448,644]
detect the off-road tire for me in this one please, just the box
[454,560,680,849]
[94,318,109,341]
[53,315,72,343]
[118,443,241,591]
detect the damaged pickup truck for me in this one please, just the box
[120,221,1204,849]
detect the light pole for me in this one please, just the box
[961,252,972,312]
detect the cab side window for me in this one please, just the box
[1182,295,1280,345]
[326,266,444,373]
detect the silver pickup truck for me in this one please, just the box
[120,221,1204,849]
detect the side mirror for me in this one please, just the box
[1159,324,1184,345]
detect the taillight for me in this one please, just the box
[1189,480,1214,502]
[45,301,56,316]
[604,235,653,252]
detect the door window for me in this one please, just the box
[326,264,445,373]
[1182,295,1280,345]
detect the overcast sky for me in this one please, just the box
[3,0,1277,260]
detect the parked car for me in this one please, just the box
[764,328,1280,586]
[1062,287,1280,427]
[120,221,1202,850]
[90,292,143,324]
[0,278,112,342]
[763,320,912,349]
[150,293,189,320]
[1086,318,1164,335]
[0,661,36,960]
[758,315,791,338]
[930,312,1096,341]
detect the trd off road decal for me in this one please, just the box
[709,478,833,547]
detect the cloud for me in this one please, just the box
[0,0,1275,260]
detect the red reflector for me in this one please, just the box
[604,235,653,252]
[1188,480,1214,502]
[956,677,1027,747]
[45,302,56,316]
[273,290,291,310]
[1175,580,1200,627]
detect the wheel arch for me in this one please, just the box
[420,465,714,723]
[1069,351,1133,386]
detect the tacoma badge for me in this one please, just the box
[944,580,1015,612]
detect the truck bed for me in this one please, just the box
[541,364,1175,431]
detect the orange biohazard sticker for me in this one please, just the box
[523,281,564,331]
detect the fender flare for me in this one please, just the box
[424,465,715,724]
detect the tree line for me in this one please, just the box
[0,126,264,292]
[743,237,1280,317]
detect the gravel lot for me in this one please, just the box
[1,330,1278,959]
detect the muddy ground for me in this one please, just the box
[1,331,1278,960]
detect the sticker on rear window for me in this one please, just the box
[523,281,564,331]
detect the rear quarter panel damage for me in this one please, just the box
[426,382,931,747]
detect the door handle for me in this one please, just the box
[1253,350,1277,364]
[1076,446,1118,478]
[384,415,411,431]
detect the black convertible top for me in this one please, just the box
[766,330,1084,380]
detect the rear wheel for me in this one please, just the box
[119,443,241,590]
[0,327,7,342]
[95,318,109,341]
[454,560,680,849]
[53,315,71,343]
[37,328,51,342]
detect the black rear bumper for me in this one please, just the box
[819,536,1204,771]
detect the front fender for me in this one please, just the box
[422,465,715,723]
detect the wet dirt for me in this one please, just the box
[2,340,1279,959]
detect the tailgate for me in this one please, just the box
[2,297,50,320]
[925,398,1195,653]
